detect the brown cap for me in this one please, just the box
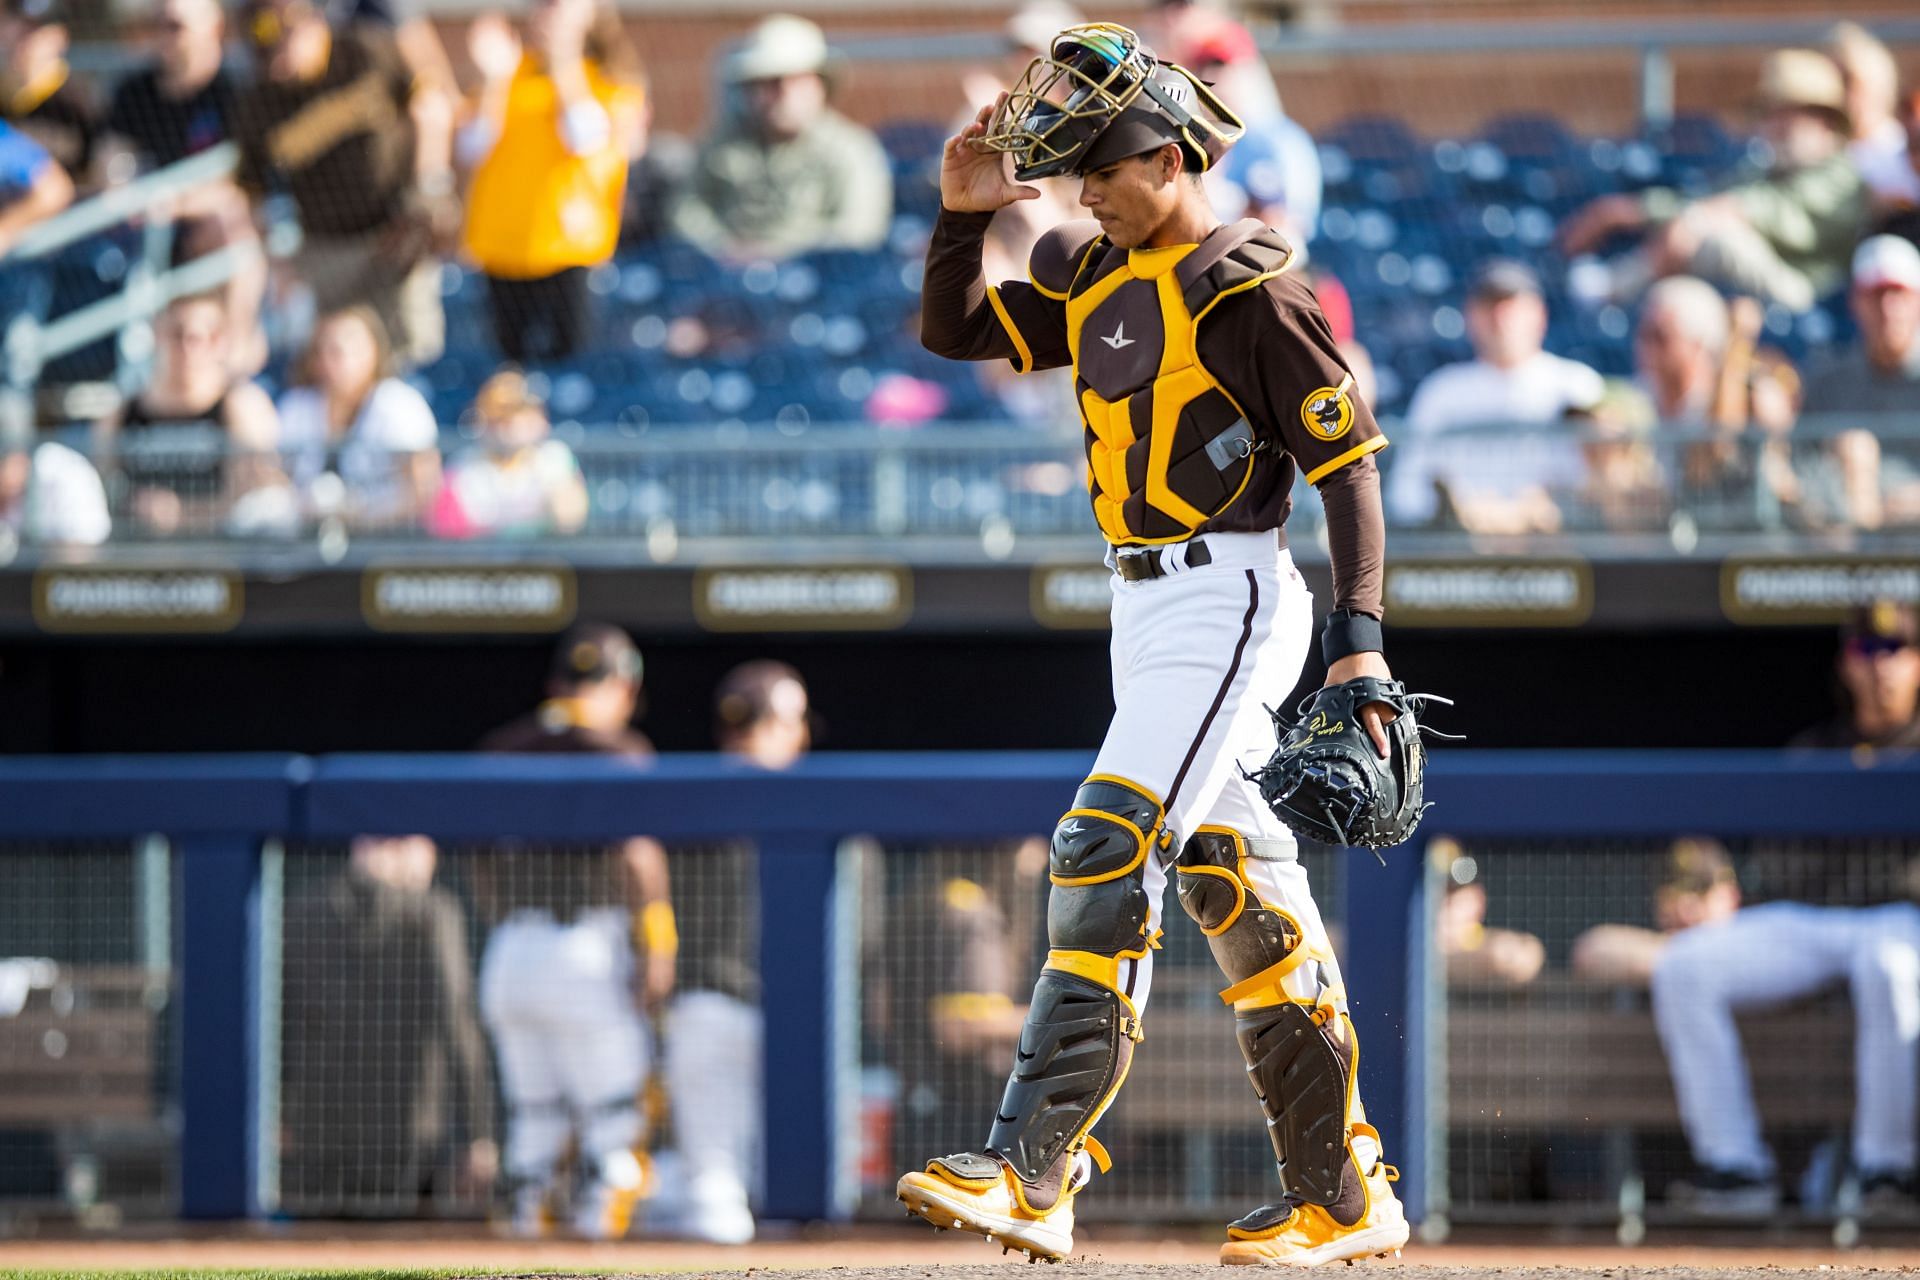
[714,660,809,733]
[549,623,643,687]
[1660,838,1735,896]
[1752,48,1851,131]
[1844,599,1919,648]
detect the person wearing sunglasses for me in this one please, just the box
[1790,600,1920,751]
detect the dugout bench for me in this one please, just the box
[0,963,171,1222]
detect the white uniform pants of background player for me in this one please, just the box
[1093,530,1380,1167]
[661,990,762,1244]
[480,907,650,1238]
[1652,901,1920,1180]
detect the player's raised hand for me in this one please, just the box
[941,95,1041,213]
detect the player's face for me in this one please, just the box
[1842,634,1920,720]
[1076,150,1178,250]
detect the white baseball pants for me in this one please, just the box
[479,907,651,1233]
[663,989,763,1243]
[1093,531,1343,1019]
[1651,901,1920,1177]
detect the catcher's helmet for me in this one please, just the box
[980,22,1245,182]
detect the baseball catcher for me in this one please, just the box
[896,21,1426,1267]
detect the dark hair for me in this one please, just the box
[296,305,396,391]
[584,4,644,88]
[713,659,807,736]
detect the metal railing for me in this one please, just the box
[11,414,1917,562]
[3,145,252,392]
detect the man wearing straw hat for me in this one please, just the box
[669,14,891,259]
[1564,49,1868,312]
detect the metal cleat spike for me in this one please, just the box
[953,1218,965,1228]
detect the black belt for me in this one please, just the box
[1113,538,1212,583]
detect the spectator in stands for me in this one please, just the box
[1788,601,1920,752]
[0,117,70,255]
[322,0,457,105]
[1794,237,1920,530]
[1635,275,1730,425]
[1564,50,1866,313]
[1877,92,1920,247]
[100,0,266,372]
[1433,840,1546,988]
[1651,805,1920,1213]
[277,305,441,531]
[0,387,108,547]
[1805,235,1920,414]
[477,624,671,1239]
[1178,20,1322,251]
[280,834,498,1212]
[0,0,97,186]
[668,15,891,260]
[459,0,647,364]
[430,370,587,538]
[1387,259,1603,530]
[1829,23,1920,211]
[1570,838,1741,987]
[101,0,234,173]
[1565,380,1669,533]
[232,0,454,367]
[92,293,282,536]
[653,659,815,1244]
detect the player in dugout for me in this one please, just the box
[475,623,675,1238]
[894,22,1408,1267]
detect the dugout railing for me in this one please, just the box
[0,752,1916,1231]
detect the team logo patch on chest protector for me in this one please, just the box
[1065,221,1292,545]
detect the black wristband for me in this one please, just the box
[1321,609,1383,666]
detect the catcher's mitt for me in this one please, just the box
[1251,677,1456,850]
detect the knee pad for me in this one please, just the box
[1175,826,1307,996]
[1046,776,1163,960]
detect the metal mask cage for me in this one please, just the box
[979,23,1158,177]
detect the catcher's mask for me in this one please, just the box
[981,22,1245,182]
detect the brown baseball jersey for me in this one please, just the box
[923,208,1387,617]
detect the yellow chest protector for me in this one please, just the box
[1064,219,1293,546]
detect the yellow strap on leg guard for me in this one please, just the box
[1218,948,1315,1010]
[1082,1135,1112,1174]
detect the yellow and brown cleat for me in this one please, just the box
[896,1148,1097,1263]
[1218,1159,1408,1267]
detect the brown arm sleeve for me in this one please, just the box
[1315,453,1386,620]
[921,207,1079,372]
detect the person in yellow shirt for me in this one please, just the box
[460,0,645,363]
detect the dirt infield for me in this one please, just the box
[8,1226,1920,1276]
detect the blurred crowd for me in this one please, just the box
[0,1,1917,547]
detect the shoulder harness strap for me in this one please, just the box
[1180,219,1295,319]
